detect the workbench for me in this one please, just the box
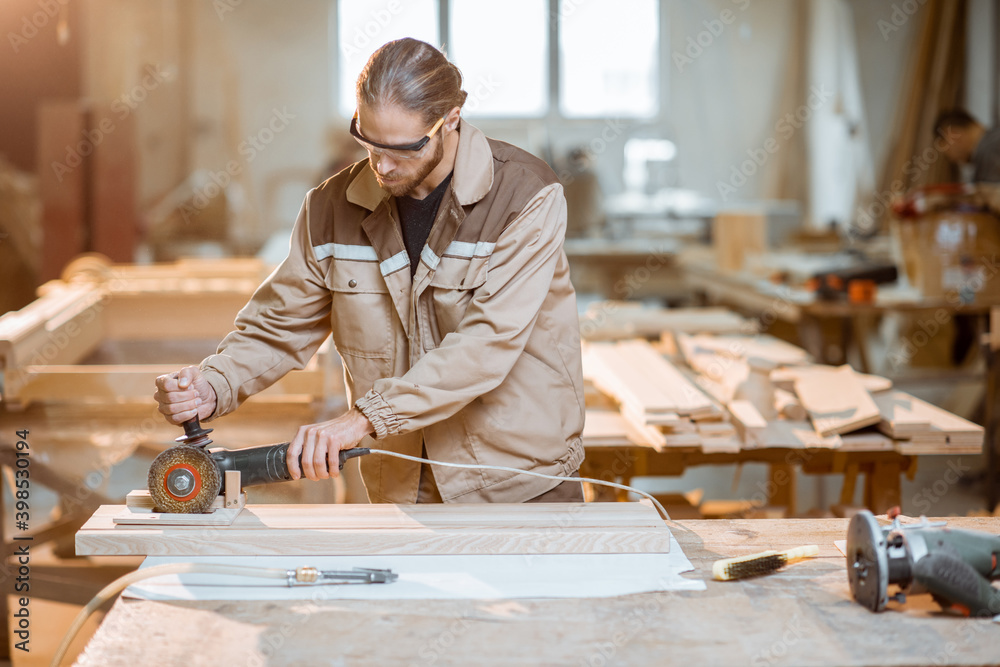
[677,248,1000,512]
[0,255,351,658]
[73,516,1000,666]
[582,443,917,516]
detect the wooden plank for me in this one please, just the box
[126,490,245,511]
[794,365,881,437]
[615,340,719,418]
[754,420,842,449]
[585,341,719,430]
[579,305,749,341]
[873,390,983,446]
[676,333,750,404]
[76,502,672,556]
[771,365,893,394]
[619,404,668,450]
[727,400,767,445]
[583,344,671,416]
[681,333,810,366]
[774,388,807,420]
[0,283,109,399]
[581,411,635,447]
[113,508,241,526]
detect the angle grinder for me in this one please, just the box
[147,417,370,513]
[846,510,1000,617]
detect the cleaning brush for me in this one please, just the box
[712,545,819,581]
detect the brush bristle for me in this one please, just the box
[723,554,786,579]
[713,553,789,581]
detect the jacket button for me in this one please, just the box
[348,279,358,288]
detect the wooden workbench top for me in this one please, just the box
[73,516,1000,666]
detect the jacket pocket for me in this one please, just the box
[325,259,393,360]
[423,255,489,348]
[466,350,579,484]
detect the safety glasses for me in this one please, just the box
[350,112,446,161]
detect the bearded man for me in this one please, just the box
[154,38,585,504]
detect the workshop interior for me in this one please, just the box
[2,0,1000,665]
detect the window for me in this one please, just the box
[449,0,548,117]
[559,0,659,118]
[335,0,659,120]
[336,0,438,118]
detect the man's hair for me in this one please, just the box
[934,108,980,139]
[357,39,468,125]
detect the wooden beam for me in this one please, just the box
[76,502,673,557]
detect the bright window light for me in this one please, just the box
[337,0,439,118]
[449,0,548,117]
[559,0,659,118]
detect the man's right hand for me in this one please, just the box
[154,366,217,425]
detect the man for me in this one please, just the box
[930,110,1000,365]
[154,38,586,504]
[934,108,1000,183]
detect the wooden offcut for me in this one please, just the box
[727,400,768,445]
[771,365,892,394]
[794,366,881,437]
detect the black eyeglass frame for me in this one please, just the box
[349,112,447,153]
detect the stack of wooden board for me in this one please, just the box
[583,340,726,450]
[579,331,982,456]
[873,391,984,453]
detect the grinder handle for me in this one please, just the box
[913,549,1000,617]
[176,416,213,446]
[210,443,370,488]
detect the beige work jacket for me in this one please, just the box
[200,120,585,503]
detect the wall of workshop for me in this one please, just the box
[186,0,332,246]
[82,0,188,208]
[74,0,982,248]
[0,0,83,172]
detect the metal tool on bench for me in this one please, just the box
[147,416,371,513]
[846,509,1000,616]
[806,262,898,302]
[286,566,397,586]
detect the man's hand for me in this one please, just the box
[154,366,218,425]
[288,409,374,481]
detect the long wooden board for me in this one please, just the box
[873,390,984,446]
[76,502,672,557]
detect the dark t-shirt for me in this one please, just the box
[396,172,454,277]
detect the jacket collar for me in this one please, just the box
[346,118,493,211]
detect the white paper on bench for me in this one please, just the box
[124,534,703,601]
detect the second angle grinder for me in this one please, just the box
[846,510,1000,617]
[147,417,370,513]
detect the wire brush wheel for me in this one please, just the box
[147,445,222,513]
